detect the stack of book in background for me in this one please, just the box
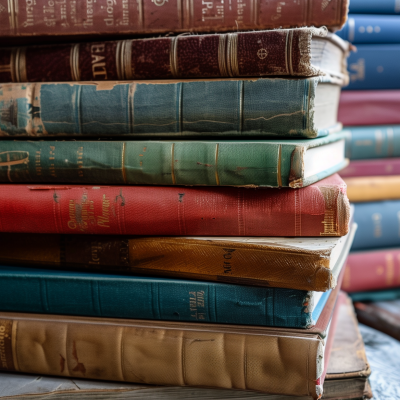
[337,0,400,342]
[0,1,374,399]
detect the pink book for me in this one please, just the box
[339,90,400,126]
[340,158,400,178]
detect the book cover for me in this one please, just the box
[337,14,400,44]
[0,175,351,237]
[0,28,349,82]
[0,77,343,139]
[343,248,400,292]
[0,0,349,39]
[344,44,400,90]
[339,91,400,126]
[350,288,400,302]
[343,125,400,160]
[0,287,342,399]
[349,0,400,14]
[344,176,400,202]
[0,222,356,292]
[351,200,400,250]
[0,133,348,187]
[340,158,400,178]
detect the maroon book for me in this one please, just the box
[0,28,349,82]
[340,158,400,178]
[0,0,348,40]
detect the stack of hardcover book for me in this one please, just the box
[0,0,369,398]
[337,2,400,316]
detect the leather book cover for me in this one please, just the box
[0,175,350,237]
[0,0,349,39]
[0,27,342,82]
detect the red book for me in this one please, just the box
[343,248,400,292]
[339,90,400,126]
[0,0,348,40]
[0,174,350,236]
[340,158,400,178]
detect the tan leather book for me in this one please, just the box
[0,221,356,292]
[344,175,400,202]
[0,281,342,400]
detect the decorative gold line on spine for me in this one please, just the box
[215,143,220,185]
[277,144,282,187]
[284,32,290,74]
[115,40,124,80]
[17,47,27,82]
[288,30,294,75]
[121,142,127,184]
[218,34,228,77]
[70,44,80,81]
[171,143,176,185]
[9,48,17,82]
[252,0,259,26]
[7,0,16,31]
[124,40,133,80]
[185,0,191,28]
[226,33,239,77]
[170,37,179,78]
[177,0,182,28]
[137,0,144,30]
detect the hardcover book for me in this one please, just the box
[0,222,356,292]
[0,77,344,139]
[0,0,349,39]
[344,176,400,202]
[339,91,400,126]
[0,175,351,237]
[340,158,400,178]
[0,292,372,400]
[349,0,400,14]
[0,287,342,399]
[0,133,348,187]
[0,28,349,82]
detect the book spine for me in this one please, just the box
[354,302,400,341]
[337,15,400,44]
[0,0,347,38]
[0,233,334,292]
[0,80,319,138]
[339,91,400,126]
[0,140,300,187]
[344,125,400,160]
[351,200,400,250]
[0,180,350,236]
[0,28,325,83]
[349,0,400,14]
[340,159,400,178]
[343,249,400,292]
[344,45,400,90]
[0,265,313,328]
[0,314,321,397]
[345,176,400,202]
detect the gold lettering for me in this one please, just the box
[97,194,110,228]
[68,200,77,230]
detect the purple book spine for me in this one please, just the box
[340,158,400,178]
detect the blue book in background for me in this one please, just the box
[337,15,400,44]
[344,44,400,90]
[352,200,400,250]
[0,265,331,329]
[349,0,400,14]
[344,125,400,160]
[350,288,400,302]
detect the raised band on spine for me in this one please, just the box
[70,44,80,81]
[115,40,124,80]
[226,33,239,77]
[124,40,133,80]
[170,37,179,78]
[17,47,27,82]
[218,34,228,77]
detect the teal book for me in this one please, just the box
[0,132,347,187]
[344,125,400,160]
[0,77,342,139]
[0,265,331,328]
[350,289,400,302]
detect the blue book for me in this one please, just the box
[349,0,400,14]
[344,44,400,90]
[352,200,400,250]
[350,289,400,302]
[344,125,400,160]
[0,265,331,329]
[337,15,400,44]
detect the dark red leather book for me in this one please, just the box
[343,248,400,292]
[0,174,350,236]
[0,0,348,40]
[0,27,349,82]
[339,90,400,126]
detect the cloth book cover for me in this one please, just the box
[0,175,351,237]
[0,286,342,399]
[339,91,400,126]
[0,292,371,400]
[0,0,349,39]
[0,133,348,188]
[344,176,400,202]
[348,0,400,14]
[340,158,400,178]
[0,77,343,139]
[0,28,349,82]
[0,222,356,292]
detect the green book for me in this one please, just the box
[0,76,343,139]
[0,132,347,187]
